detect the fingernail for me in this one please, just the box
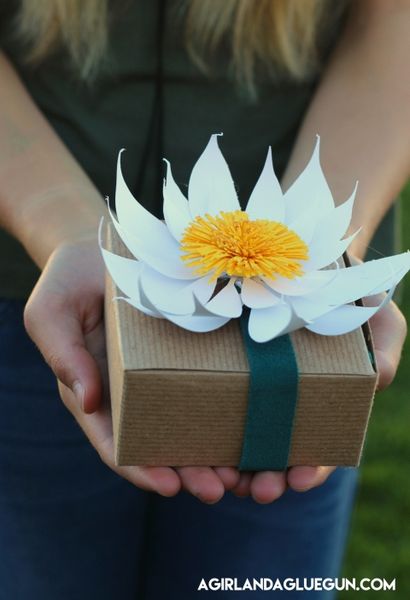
[72,381,84,409]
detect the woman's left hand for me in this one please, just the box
[231,292,407,503]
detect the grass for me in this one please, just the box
[341,186,410,598]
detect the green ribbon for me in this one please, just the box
[238,310,299,471]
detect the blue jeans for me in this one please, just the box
[0,299,358,599]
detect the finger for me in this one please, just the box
[213,467,241,490]
[59,381,181,496]
[250,471,287,504]
[24,293,102,413]
[231,472,253,497]
[176,467,225,504]
[287,466,336,492]
[365,298,407,390]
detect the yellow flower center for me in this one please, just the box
[180,210,309,281]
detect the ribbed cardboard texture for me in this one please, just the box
[105,226,378,467]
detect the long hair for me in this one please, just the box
[16,0,333,92]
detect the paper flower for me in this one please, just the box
[100,134,410,342]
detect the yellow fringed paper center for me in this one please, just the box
[180,210,309,280]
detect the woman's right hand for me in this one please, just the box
[23,237,240,502]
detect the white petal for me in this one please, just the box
[137,275,170,317]
[241,278,280,308]
[305,252,410,306]
[278,312,308,336]
[100,246,142,300]
[306,288,395,336]
[365,260,410,295]
[311,182,357,244]
[188,133,240,217]
[163,312,231,333]
[109,209,196,279]
[185,295,216,317]
[302,229,361,272]
[262,269,337,296]
[192,277,220,305]
[140,266,215,316]
[111,153,195,278]
[290,296,335,322]
[115,296,162,318]
[115,150,170,242]
[289,182,357,247]
[248,303,292,343]
[287,203,325,245]
[163,159,191,242]
[284,136,335,223]
[102,247,162,318]
[245,148,285,222]
[205,278,243,318]
[296,182,358,258]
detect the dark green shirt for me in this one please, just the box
[0,0,397,298]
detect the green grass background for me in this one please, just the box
[341,186,410,598]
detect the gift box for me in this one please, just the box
[105,224,378,468]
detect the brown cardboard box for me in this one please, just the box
[105,226,378,468]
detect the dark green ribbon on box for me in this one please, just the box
[238,310,299,471]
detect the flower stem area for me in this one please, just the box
[342,185,410,599]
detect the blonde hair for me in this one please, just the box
[16,0,332,91]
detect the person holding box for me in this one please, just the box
[0,1,408,598]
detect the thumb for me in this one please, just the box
[24,296,103,413]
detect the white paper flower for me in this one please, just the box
[100,133,410,342]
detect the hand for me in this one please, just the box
[230,290,408,503]
[23,238,240,502]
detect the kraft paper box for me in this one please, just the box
[104,225,378,468]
